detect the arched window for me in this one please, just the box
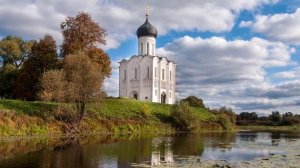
[140,43,143,55]
[147,67,150,78]
[162,69,165,80]
[170,71,172,81]
[147,42,149,55]
[135,68,137,79]
[155,67,157,78]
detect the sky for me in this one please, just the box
[0,0,300,114]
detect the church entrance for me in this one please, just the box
[161,92,166,104]
[131,91,138,100]
[133,93,138,100]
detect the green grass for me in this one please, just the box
[90,99,173,121]
[0,99,55,116]
[89,98,216,122]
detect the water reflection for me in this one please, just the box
[0,131,299,168]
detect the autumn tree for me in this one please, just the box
[39,70,66,102]
[40,52,102,122]
[14,35,58,100]
[0,36,33,69]
[61,12,106,56]
[60,12,111,79]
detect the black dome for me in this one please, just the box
[136,17,158,38]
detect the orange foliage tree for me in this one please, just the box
[61,12,111,79]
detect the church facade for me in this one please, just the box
[119,13,176,104]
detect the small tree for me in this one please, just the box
[64,52,102,120]
[218,106,236,125]
[171,102,197,131]
[270,111,282,124]
[39,52,102,122]
[39,70,66,102]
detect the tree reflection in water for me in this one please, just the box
[0,131,298,168]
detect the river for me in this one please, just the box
[0,131,299,168]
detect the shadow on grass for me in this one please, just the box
[154,113,173,123]
[0,99,56,118]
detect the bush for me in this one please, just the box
[280,116,300,126]
[171,102,197,131]
[217,114,232,130]
[180,96,205,108]
[218,106,236,125]
[139,103,151,119]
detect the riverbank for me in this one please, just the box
[0,99,230,136]
[238,125,300,132]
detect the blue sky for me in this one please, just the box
[0,0,300,113]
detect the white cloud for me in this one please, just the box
[156,35,298,112]
[0,0,279,49]
[241,8,300,45]
[273,67,300,79]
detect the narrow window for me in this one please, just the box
[162,69,165,80]
[141,43,143,55]
[170,71,172,81]
[147,67,150,78]
[124,70,126,80]
[135,68,137,79]
[170,92,172,98]
[155,90,157,96]
[152,44,154,55]
[147,42,149,55]
[155,67,157,78]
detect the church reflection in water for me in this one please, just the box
[151,137,174,166]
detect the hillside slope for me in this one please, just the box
[0,99,228,136]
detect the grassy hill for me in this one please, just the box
[0,98,229,136]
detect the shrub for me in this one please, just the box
[171,102,197,131]
[218,106,236,125]
[217,114,232,131]
[180,96,205,108]
[139,103,151,119]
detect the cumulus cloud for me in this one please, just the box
[157,35,298,112]
[0,0,278,49]
[240,8,300,45]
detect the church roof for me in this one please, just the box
[136,16,158,38]
[119,55,175,65]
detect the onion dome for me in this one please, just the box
[136,15,158,38]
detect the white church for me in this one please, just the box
[119,12,176,104]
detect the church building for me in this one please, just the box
[119,12,176,104]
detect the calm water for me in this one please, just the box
[0,131,299,168]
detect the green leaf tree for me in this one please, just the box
[0,36,33,69]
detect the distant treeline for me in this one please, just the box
[236,111,300,126]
